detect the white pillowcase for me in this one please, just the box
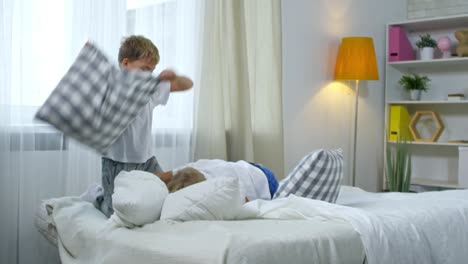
[160,177,244,222]
[111,170,168,227]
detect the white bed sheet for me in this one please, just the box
[47,186,468,264]
[52,197,366,264]
[335,186,468,264]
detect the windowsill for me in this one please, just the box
[3,125,192,151]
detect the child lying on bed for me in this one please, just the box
[82,148,342,214]
[155,148,343,203]
[155,160,278,202]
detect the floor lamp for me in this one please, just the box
[334,37,379,186]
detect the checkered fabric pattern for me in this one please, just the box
[35,43,160,154]
[274,149,343,203]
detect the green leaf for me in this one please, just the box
[415,33,437,48]
[398,73,431,92]
[385,131,412,192]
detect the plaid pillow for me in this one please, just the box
[274,149,343,203]
[35,43,161,154]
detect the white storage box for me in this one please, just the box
[459,147,468,188]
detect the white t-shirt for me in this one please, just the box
[105,81,171,163]
[174,159,271,201]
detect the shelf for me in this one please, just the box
[387,141,468,147]
[388,14,468,32]
[411,178,462,189]
[384,15,468,191]
[388,57,468,71]
[388,100,468,104]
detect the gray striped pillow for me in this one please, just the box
[274,149,343,203]
[35,43,160,154]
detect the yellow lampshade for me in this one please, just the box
[334,37,379,80]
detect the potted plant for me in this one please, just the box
[398,73,431,101]
[416,33,437,60]
[386,137,412,192]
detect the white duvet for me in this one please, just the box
[334,187,468,264]
[52,197,365,264]
[49,187,468,264]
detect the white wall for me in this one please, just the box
[408,0,468,19]
[281,0,407,191]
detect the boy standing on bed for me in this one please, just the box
[99,35,193,217]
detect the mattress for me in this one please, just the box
[52,197,366,264]
[44,186,468,264]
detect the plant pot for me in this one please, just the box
[420,47,434,60]
[410,90,422,101]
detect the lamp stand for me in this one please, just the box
[352,80,360,186]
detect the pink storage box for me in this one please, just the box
[388,26,415,62]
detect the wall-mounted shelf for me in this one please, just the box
[388,57,468,71]
[388,100,468,104]
[389,14,468,32]
[387,140,468,147]
[411,178,462,189]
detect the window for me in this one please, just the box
[126,0,197,132]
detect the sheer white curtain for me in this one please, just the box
[1,0,281,262]
[194,0,284,176]
[1,0,199,262]
[0,1,124,264]
[126,0,201,170]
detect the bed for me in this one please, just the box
[37,185,468,264]
[50,197,365,264]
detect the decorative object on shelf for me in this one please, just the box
[388,26,415,62]
[334,37,379,187]
[398,73,431,101]
[389,105,413,141]
[416,34,437,60]
[410,90,421,101]
[455,30,468,57]
[447,93,465,101]
[385,136,412,192]
[437,36,452,58]
[409,110,444,142]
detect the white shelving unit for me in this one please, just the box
[385,15,468,190]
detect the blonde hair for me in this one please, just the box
[118,35,160,64]
[167,167,206,193]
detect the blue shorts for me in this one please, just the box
[249,163,279,198]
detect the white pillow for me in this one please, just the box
[160,177,244,222]
[111,170,168,227]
